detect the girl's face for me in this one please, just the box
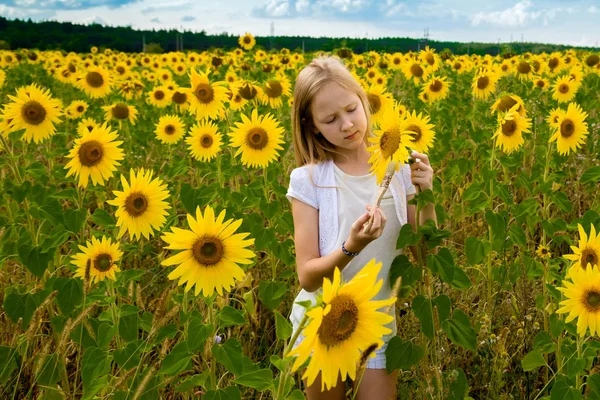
[310,82,368,154]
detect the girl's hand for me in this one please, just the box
[410,151,434,191]
[344,205,387,253]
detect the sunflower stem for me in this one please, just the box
[276,314,309,400]
[486,145,496,314]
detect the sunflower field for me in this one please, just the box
[0,36,600,399]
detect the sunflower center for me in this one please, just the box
[124,192,148,217]
[116,66,125,74]
[77,105,84,112]
[536,80,545,88]
[317,294,359,347]
[496,95,517,113]
[172,91,187,104]
[585,55,599,67]
[560,119,574,138]
[558,84,569,94]
[585,290,600,311]
[86,71,104,88]
[243,36,251,44]
[453,62,462,70]
[501,120,517,137]
[549,58,559,69]
[264,80,283,98]
[477,76,489,90]
[239,83,258,100]
[367,93,381,115]
[246,127,269,150]
[112,103,129,120]
[407,124,422,142]
[429,79,442,92]
[78,140,104,167]
[194,83,214,104]
[192,236,224,266]
[22,101,46,125]
[517,61,531,74]
[94,253,113,272]
[201,134,213,148]
[410,64,424,78]
[581,248,598,267]
[154,90,165,100]
[379,128,402,159]
[425,54,434,65]
[164,124,175,135]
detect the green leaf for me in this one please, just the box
[4,290,51,328]
[521,349,546,371]
[270,355,286,372]
[396,223,421,249]
[114,340,144,370]
[212,339,243,376]
[551,192,572,213]
[53,277,83,316]
[217,306,246,328]
[154,324,178,346]
[81,347,112,390]
[159,341,192,376]
[441,309,476,352]
[508,224,527,247]
[434,295,451,324]
[427,248,455,283]
[0,346,18,385]
[188,312,212,352]
[450,267,472,290]
[90,208,116,226]
[549,314,565,339]
[533,331,556,354]
[389,255,421,288]
[274,310,292,341]
[232,368,274,391]
[447,368,468,400]
[581,166,600,185]
[286,389,306,400]
[176,371,210,392]
[18,244,54,278]
[36,353,62,386]
[118,313,139,342]
[462,182,483,201]
[550,377,582,400]
[412,295,434,338]
[203,386,241,400]
[586,374,600,400]
[64,208,87,234]
[258,280,287,310]
[408,189,435,208]
[465,236,486,265]
[385,336,423,373]
[418,220,451,249]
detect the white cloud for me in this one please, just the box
[264,0,290,17]
[295,0,310,13]
[588,6,598,14]
[471,1,541,27]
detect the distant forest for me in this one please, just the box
[0,16,598,55]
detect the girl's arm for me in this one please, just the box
[291,198,384,293]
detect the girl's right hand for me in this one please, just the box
[345,205,387,253]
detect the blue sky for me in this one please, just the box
[1,0,598,47]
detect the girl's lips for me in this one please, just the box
[345,132,357,140]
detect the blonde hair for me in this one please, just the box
[291,55,372,167]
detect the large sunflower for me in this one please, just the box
[102,102,138,126]
[238,32,256,50]
[107,168,171,240]
[188,68,228,120]
[154,114,186,144]
[147,85,172,108]
[187,120,223,162]
[364,84,393,128]
[404,110,435,153]
[228,109,285,168]
[492,105,531,154]
[76,66,112,98]
[401,59,430,84]
[65,123,124,187]
[4,83,63,143]
[367,104,411,184]
[66,100,89,120]
[259,73,291,109]
[72,236,123,284]
[557,265,600,337]
[288,259,396,391]
[552,75,580,104]
[514,60,535,81]
[161,205,255,297]
[564,224,600,278]
[548,102,588,155]
[472,70,499,100]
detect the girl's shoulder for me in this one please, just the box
[289,160,333,184]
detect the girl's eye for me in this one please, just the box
[348,107,357,112]
[326,117,336,123]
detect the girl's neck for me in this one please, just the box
[332,144,371,174]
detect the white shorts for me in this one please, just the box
[292,334,389,370]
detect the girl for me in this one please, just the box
[286,55,437,400]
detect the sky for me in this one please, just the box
[1,0,599,47]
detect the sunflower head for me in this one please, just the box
[564,224,600,277]
[72,236,123,285]
[557,264,600,336]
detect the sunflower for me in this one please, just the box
[546,53,563,74]
[77,117,100,136]
[66,100,89,120]
[228,109,285,168]
[364,84,393,127]
[107,168,171,240]
[102,102,138,126]
[536,245,552,259]
[498,60,513,76]
[0,69,5,87]
[237,80,261,102]
[72,236,123,284]
[188,68,228,120]
[4,83,63,144]
[227,89,247,112]
[187,120,223,162]
[564,224,600,278]
[546,107,565,129]
[367,105,411,184]
[161,205,255,297]
[288,259,396,391]
[472,70,499,100]
[147,85,172,108]
[118,79,145,101]
[492,105,531,154]
[514,60,535,81]
[113,62,130,80]
[552,75,579,104]
[238,32,256,50]
[533,77,550,91]
[421,76,450,104]
[403,110,435,153]
[76,66,112,98]
[65,123,124,187]
[548,102,588,155]
[490,94,526,117]
[557,265,600,337]
[259,73,292,109]
[419,46,439,71]
[401,60,430,84]
[155,114,186,144]
[584,53,600,69]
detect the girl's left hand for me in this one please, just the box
[410,151,434,191]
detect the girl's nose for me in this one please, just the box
[341,117,354,131]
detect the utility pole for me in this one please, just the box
[270,21,274,50]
